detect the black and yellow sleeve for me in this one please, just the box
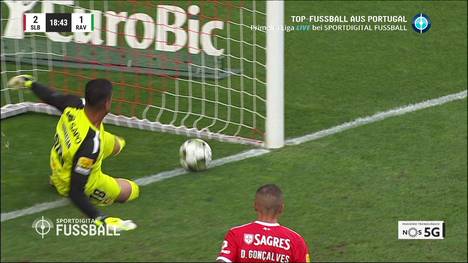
[69,128,103,219]
[31,82,84,112]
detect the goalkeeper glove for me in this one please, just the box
[95,216,137,232]
[7,75,35,89]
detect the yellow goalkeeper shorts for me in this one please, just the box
[84,174,139,206]
[52,172,138,206]
[85,172,121,206]
[50,131,132,205]
[51,171,120,206]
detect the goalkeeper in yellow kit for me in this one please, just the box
[8,75,139,231]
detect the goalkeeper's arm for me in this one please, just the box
[8,75,83,112]
[31,82,83,112]
[69,132,103,219]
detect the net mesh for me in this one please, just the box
[1,0,267,145]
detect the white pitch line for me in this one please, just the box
[1,199,70,222]
[1,149,270,222]
[286,90,467,145]
[1,90,466,222]
[134,149,270,186]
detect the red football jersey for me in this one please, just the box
[217,221,310,263]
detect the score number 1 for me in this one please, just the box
[71,13,94,32]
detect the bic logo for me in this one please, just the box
[412,13,431,33]
[398,221,445,240]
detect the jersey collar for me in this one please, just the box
[254,220,280,227]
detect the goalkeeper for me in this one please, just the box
[8,75,139,231]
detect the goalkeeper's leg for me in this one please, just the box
[87,173,139,206]
[115,178,140,203]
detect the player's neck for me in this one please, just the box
[84,107,105,128]
[256,215,279,224]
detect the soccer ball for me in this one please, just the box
[179,139,212,171]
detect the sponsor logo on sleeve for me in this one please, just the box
[74,157,94,175]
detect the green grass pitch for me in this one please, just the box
[1,0,467,262]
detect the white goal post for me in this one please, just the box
[0,0,284,148]
[265,0,285,148]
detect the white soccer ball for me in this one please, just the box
[179,139,212,171]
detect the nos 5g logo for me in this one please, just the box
[398,221,445,240]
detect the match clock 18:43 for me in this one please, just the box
[46,13,71,32]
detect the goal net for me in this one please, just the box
[1,0,284,148]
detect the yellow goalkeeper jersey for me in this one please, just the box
[50,107,114,196]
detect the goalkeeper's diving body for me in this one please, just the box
[8,75,139,231]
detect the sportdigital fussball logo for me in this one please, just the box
[412,13,431,33]
[32,216,120,238]
[32,216,54,239]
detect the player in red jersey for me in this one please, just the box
[217,184,310,263]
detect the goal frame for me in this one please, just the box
[265,0,285,148]
[0,1,285,149]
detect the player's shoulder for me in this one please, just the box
[62,107,92,131]
[279,225,307,241]
[228,222,256,233]
[62,105,84,120]
[229,222,255,234]
[75,127,100,158]
[68,98,86,109]
[60,98,85,113]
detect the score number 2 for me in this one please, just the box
[30,15,40,30]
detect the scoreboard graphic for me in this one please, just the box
[24,13,94,32]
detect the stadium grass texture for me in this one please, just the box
[1,0,467,261]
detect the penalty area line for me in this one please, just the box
[1,90,466,222]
